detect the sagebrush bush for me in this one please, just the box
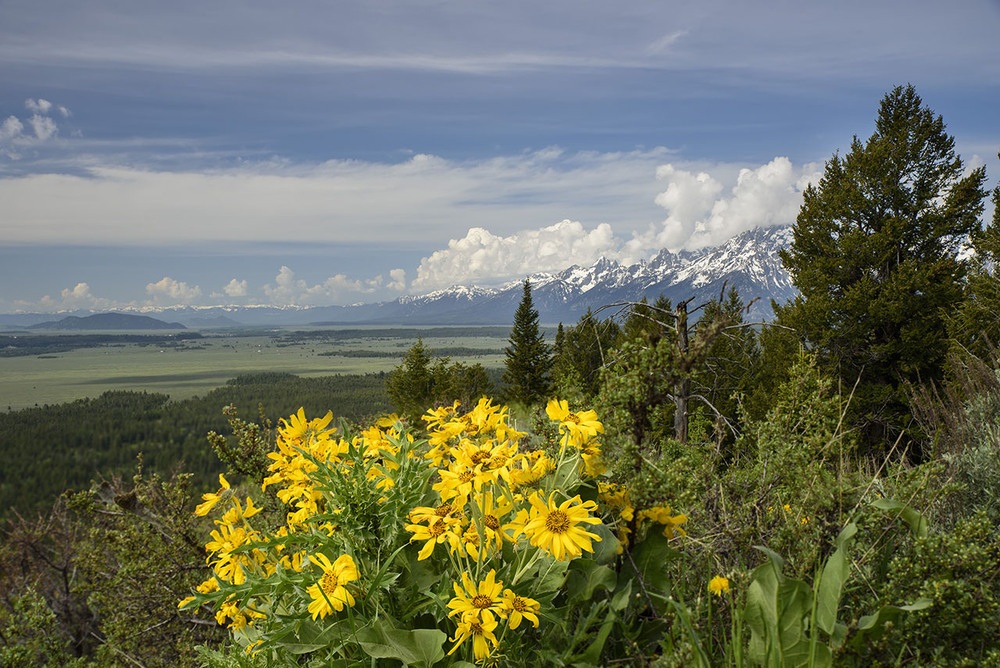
[855,511,1000,666]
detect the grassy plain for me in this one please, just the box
[0,327,508,411]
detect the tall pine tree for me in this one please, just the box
[776,84,988,448]
[502,279,553,406]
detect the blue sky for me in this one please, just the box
[2,0,998,313]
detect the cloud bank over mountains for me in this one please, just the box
[11,154,820,312]
[413,157,820,291]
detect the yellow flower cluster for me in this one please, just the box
[546,399,607,476]
[183,474,271,629]
[180,397,693,665]
[404,398,609,663]
[183,410,413,631]
[406,398,605,566]
[636,504,688,539]
[445,569,541,661]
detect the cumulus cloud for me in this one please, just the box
[0,116,24,141]
[222,278,248,297]
[387,269,407,291]
[630,157,822,252]
[411,157,820,291]
[1,97,70,157]
[145,276,202,305]
[30,282,118,311]
[413,219,625,290]
[28,114,58,141]
[25,98,52,114]
[261,266,387,305]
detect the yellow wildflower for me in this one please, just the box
[448,614,500,661]
[447,569,505,623]
[195,473,231,516]
[638,504,688,539]
[708,575,730,597]
[522,492,602,561]
[501,589,540,629]
[306,553,359,619]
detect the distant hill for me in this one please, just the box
[28,312,187,331]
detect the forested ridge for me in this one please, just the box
[0,371,392,517]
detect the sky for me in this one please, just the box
[2,0,999,313]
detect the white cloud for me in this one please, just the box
[0,116,24,141]
[261,265,385,306]
[28,114,58,141]
[25,98,52,114]
[1,98,69,157]
[411,157,820,291]
[145,276,202,305]
[222,278,248,297]
[0,148,669,244]
[413,220,626,290]
[33,282,117,311]
[630,157,822,252]
[387,269,406,291]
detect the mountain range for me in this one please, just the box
[1,225,797,329]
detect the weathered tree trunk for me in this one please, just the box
[674,301,689,445]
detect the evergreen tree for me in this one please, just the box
[952,158,1000,357]
[552,308,621,400]
[502,279,553,406]
[776,84,988,448]
[386,338,434,421]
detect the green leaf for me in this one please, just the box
[275,618,353,655]
[744,547,814,668]
[588,521,621,565]
[354,621,447,668]
[815,522,857,636]
[872,498,929,538]
[852,598,933,645]
[566,559,616,604]
[611,580,633,612]
[627,531,682,599]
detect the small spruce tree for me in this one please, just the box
[502,279,553,406]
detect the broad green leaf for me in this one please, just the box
[872,498,929,538]
[745,547,814,667]
[588,521,621,565]
[566,559,616,604]
[354,621,447,668]
[853,598,933,645]
[816,522,857,636]
[628,531,682,598]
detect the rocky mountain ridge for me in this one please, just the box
[0,226,798,328]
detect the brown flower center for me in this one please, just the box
[511,596,527,612]
[545,510,571,534]
[484,514,500,530]
[320,571,340,595]
[472,594,493,609]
